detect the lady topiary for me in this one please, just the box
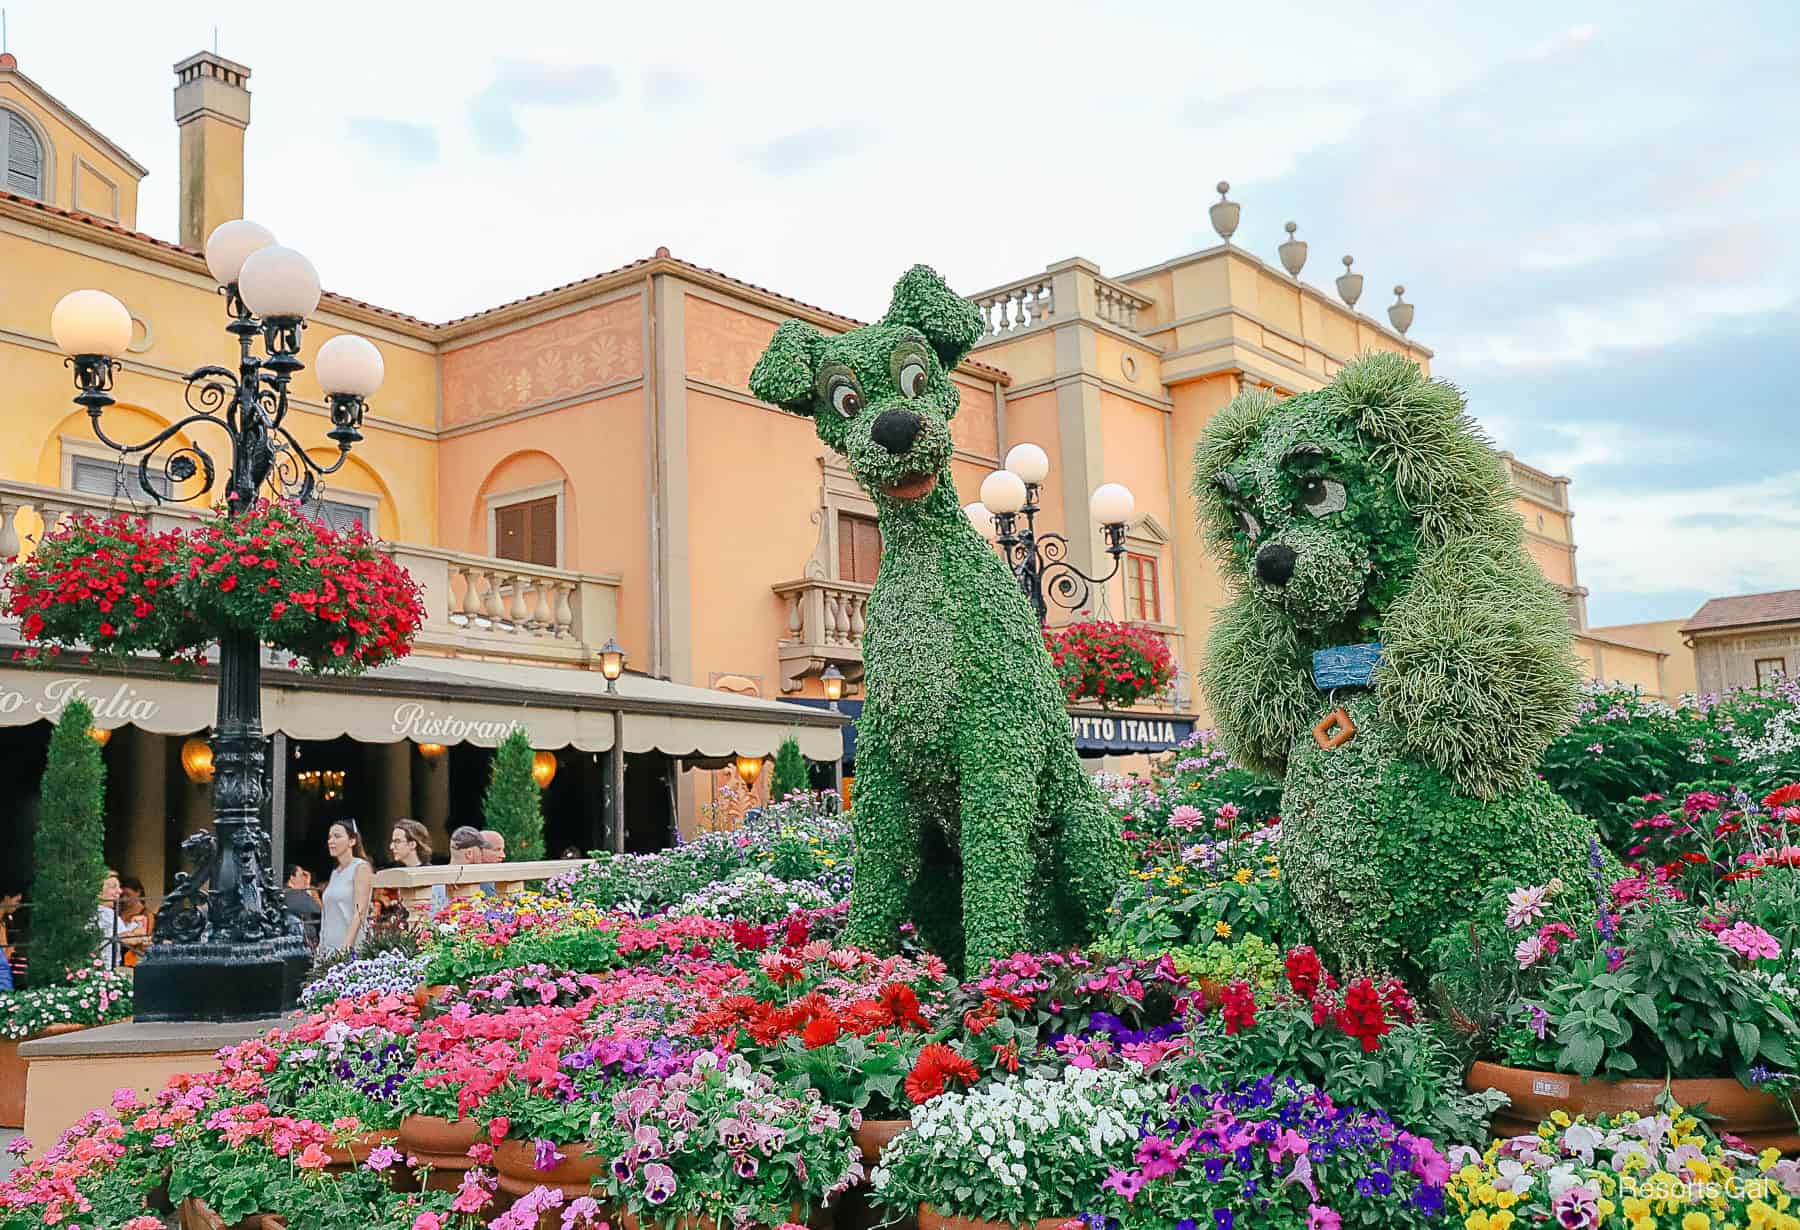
[749,265,1124,970]
[1193,352,1604,975]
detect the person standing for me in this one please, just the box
[115,876,153,968]
[318,820,373,955]
[96,869,123,969]
[386,818,446,914]
[284,864,323,951]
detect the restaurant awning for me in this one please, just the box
[0,647,846,762]
[782,698,1198,761]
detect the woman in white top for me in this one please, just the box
[318,820,374,955]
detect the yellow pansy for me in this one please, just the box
[1494,1190,1519,1209]
[1685,1214,1712,1230]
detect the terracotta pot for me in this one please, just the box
[1193,977,1226,1008]
[854,1117,909,1165]
[1,1022,90,1129]
[493,1137,609,1197]
[619,1207,826,1230]
[413,983,452,1011]
[326,1127,402,1168]
[917,1208,1076,1230]
[399,1112,480,1159]
[175,1196,288,1230]
[1470,1061,1800,1156]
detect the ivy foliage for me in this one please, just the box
[32,698,108,983]
[750,265,1125,971]
[1193,353,1600,973]
[481,729,544,861]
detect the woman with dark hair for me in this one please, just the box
[319,819,373,954]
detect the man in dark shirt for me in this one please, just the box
[284,863,323,950]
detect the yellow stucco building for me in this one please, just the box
[0,50,1671,899]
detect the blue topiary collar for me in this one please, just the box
[1312,643,1383,689]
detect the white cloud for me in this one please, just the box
[1573,470,1800,600]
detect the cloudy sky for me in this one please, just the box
[16,0,1797,625]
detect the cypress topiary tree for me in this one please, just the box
[32,699,107,983]
[769,736,808,802]
[481,729,544,861]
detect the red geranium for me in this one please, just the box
[1043,619,1176,709]
[6,512,206,659]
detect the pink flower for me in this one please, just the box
[1168,805,1204,830]
[561,1196,610,1229]
[295,1142,331,1170]
[411,1215,444,1230]
[1720,922,1782,962]
[451,1168,495,1214]
[365,1143,402,1171]
[110,1088,139,1111]
[122,1219,165,1230]
[1505,885,1549,929]
[1514,935,1546,968]
[1306,1205,1342,1230]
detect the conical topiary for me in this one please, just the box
[481,729,544,861]
[31,699,108,983]
[769,736,809,802]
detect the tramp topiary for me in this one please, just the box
[32,698,108,983]
[481,729,544,861]
[769,736,809,802]
[750,265,1125,971]
[1192,352,1603,976]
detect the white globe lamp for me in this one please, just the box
[1090,482,1135,526]
[238,245,321,321]
[1003,442,1051,485]
[51,289,133,358]
[204,219,277,287]
[316,335,385,398]
[980,469,1028,516]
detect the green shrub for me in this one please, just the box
[30,699,108,983]
[769,736,808,801]
[481,729,544,860]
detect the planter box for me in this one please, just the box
[0,1023,87,1128]
[1470,1060,1800,1155]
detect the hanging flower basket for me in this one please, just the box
[4,512,206,660]
[180,501,424,675]
[1043,620,1174,709]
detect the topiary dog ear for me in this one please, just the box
[750,320,826,415]
[882,264,985,373]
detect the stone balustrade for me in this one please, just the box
[973,276,1057,336]
[0,478,622,667]
[1092,277,1153,331]
[772,575,873,692]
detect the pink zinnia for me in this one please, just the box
[1514,935,1545,968]
[1505,885,1549,930]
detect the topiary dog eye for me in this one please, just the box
[816,365,864,419]
[1297,476,1347,516]
[890,344,930,399]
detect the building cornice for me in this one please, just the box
[0,66,149,177]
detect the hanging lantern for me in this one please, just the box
[417,742,447,764]
[181,737,215,784]
[735,755,764,788]
[532,750,558,788]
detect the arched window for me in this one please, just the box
[4,107,45,198]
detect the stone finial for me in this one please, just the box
[1209,181,1240,244]
[1278,221,1307,278]
[0,53,18,72]
[1335,255,1363,309]
[654,246,671,259]
[1387,285,1414,336]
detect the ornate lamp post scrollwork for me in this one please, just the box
[49,218,385,1022]
[967,443,1135,624]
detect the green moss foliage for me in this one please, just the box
[481,729,544,861]
[1192,353,1598,972]
[32,699,108,983]
[750,265,1125,971]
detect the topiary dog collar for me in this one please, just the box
[1311,643,1382,689]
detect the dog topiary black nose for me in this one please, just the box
[870,409,924,455]
[1256,543,1297,586]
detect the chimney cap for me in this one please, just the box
[173,49,253,81]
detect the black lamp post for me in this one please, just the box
[969,444,1136,623]
[50,220,384,1022]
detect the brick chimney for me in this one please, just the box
[173,51,251,250]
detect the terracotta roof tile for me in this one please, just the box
[1681,588,1800,633]
[0,192,1012,379]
